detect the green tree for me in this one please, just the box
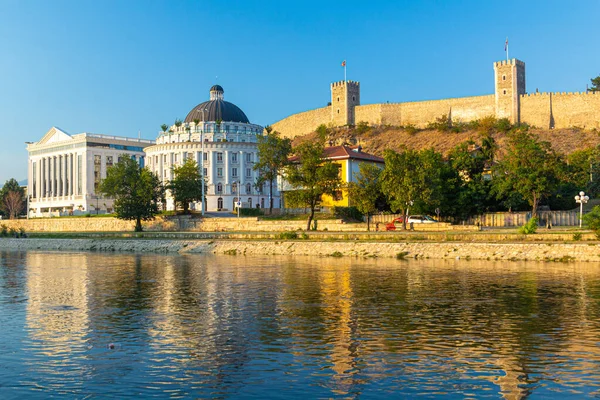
[590,75,600,92]
[284,140,342,230]
[492,129,563,216]
[254,126,292,214]
[0,178,25,219]
[168,158,204,214]
[347,163,384,231]
[100,157,165,232]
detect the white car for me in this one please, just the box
[407,215,438,224]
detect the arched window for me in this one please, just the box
[232,182,237,194]
[217,197,223,210]
[217,183,222,194]
[246,183,252,194]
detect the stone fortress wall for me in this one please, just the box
[271,58,600,139]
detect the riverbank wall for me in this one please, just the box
[1,238,598,262]
[0,216,479,233]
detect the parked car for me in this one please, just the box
[407,215,438,224]
[385,217,405,231]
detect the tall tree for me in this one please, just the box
[0,178,25,219]
[380,149,424,230]
[284,140,342,230]
[254,126,292,213]
[492,128,563,216]
[380,148,449,229]
[100,157,165,232]
[347,162,383,231]
[168,158,204,214]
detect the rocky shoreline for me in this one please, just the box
[0,238,598,262]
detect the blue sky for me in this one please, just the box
[1,0,599,184]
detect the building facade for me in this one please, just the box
[144,85,280,212]
[26,127,153,217]
[271,58,600,139]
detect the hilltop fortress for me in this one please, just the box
[271,58,600,139]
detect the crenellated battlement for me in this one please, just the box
[521,90,598,97]
[331,80,360,88]
[493,58,525,68]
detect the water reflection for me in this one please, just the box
[0,252,600,398]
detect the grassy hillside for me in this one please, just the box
[293,125,600,158]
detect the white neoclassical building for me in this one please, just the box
[145,85,280,212]
[26,127,153,217]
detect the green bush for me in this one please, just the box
[0,224,7,237]
[333,206,363,222]
[277,231,298,240]
[583,206,600,238]
[402,124,420,135]
[427,114,452,132]
[355,121,371,135]
[518,217,539,234]
[239,208,263,217]
[573,232,582,241]
[494,118,513,132]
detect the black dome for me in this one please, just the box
[184,100,250,124]
[184,85,250,124]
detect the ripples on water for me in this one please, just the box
[1,251,600,398]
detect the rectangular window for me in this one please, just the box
[188,152,193,161]
[174,154,178,163]
[164,154,167,162]
[232,167,238,178]
[106,156,113,169]
[203,168,207,177]
[217,152,223,163]
[245,153,253,163]
[217,168,223,177]
[246,168,252,177]
[94,155,101,193]
[203,152,208,161]
[231,153,238,163]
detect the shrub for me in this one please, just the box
[333,206,363,222]
[355,121,370,135]
[518,217,539,234]
[427,114,452,132]
[573,232,582,241]
[494,118,513,132]
[330,251,343,257]
[300,233,309,240]
[239,208,263,217]
[403,124,419,135]
[0,224,7,237]
[277,231,298,240]
[583,206,600,239]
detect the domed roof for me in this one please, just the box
[184,85,250,124]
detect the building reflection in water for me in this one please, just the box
[10,252,600,398]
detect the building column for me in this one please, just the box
[62,154,67,197]
[42,157,47,198]
[36,158,42,199]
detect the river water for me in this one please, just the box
[1,251,600,399]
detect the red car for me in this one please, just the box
[385,217,405,231]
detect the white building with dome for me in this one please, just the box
[144,85,280,212]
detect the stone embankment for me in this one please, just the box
[1,238,599,262]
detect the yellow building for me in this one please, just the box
[320,145,384,207]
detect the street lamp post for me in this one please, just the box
[575,191,589,228]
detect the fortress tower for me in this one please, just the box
[331,81,360,126]
[494,59,526,124]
